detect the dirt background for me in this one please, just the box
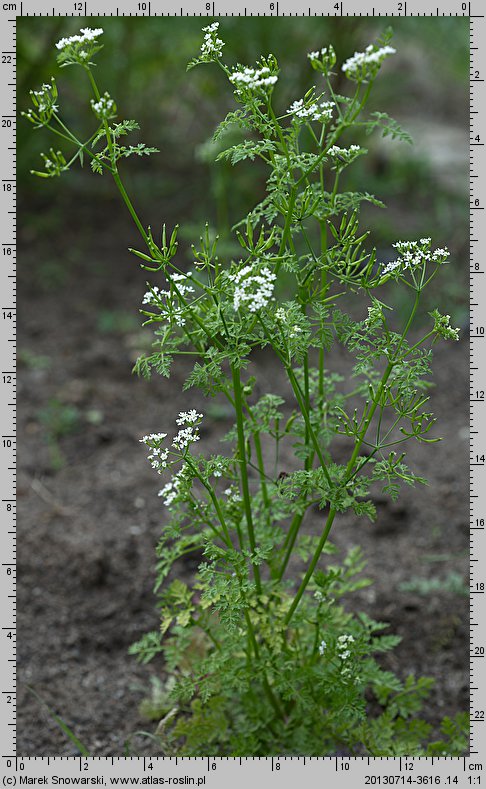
[16,17,470,755]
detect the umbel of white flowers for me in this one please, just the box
[55,27,104,50]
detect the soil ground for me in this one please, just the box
[17,197,469,756]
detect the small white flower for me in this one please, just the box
[337,634,355,661]
[140,273,195,327]
[169,272,195,297]
[212,461,224,478]
[172,426,200,451]
[199,22,225,59]
[229,65,278,92]
[176,410,203,426]
[287,96,334,123]
[158,469,185,507]
[229,262,276,313]
[90,91,115,120]
[139,432,169,474]
[25,77,58,125]
[342,44,396,81]
[224,485,242,503]
[318,639,327,656]
[327,144,361,158]
[289,325,303,338]
[56,27,104,51]
[139,432,167,443]
[142,286,160,306]
[381,239,450,277]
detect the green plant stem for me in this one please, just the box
[184,457,234,549]
[277,509,306,581]
[284,507,336,625]
[84,70,229,356]
[283,290,423,626]
[244,611,285,721]
[253,431,270,511]
[232,364,262,594]
[285,364,332,486]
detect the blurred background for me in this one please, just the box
[18,16,469,313]
[17,17,469,755]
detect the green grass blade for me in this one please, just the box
[26,686,90,757]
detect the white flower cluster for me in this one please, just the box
[56,27,104,51]
[200,22,225,59]
[212,461,224,478]
[381,238,450,277]
[30,79,58,114]
[140,411,203,480]
[229,263,276,313]
[172,427,200,451]
[337,633,355,660]
[275,307,304,339]
[224,485,242,503]
[327,144,362,162]
[308,47,328,61]
[169,272,195,297]
[307,45,337,74]
[176,409,203,426]
[139,432,169,474]
[229,65,278,92]
[90,92,115,120]
[318,639,327,656]
[173,411,204,453]
[342,44,396,81]
[287,97,334,123]
[141,272,195,327]
[36,148,67,178]
[337,634,355,680]
[430,309,460,342]
[142,286,161,306]
[158,469,185,507]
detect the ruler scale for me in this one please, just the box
[2,0,482,783]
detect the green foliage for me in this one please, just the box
[26,23,467,757]
[399,572,469,598]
